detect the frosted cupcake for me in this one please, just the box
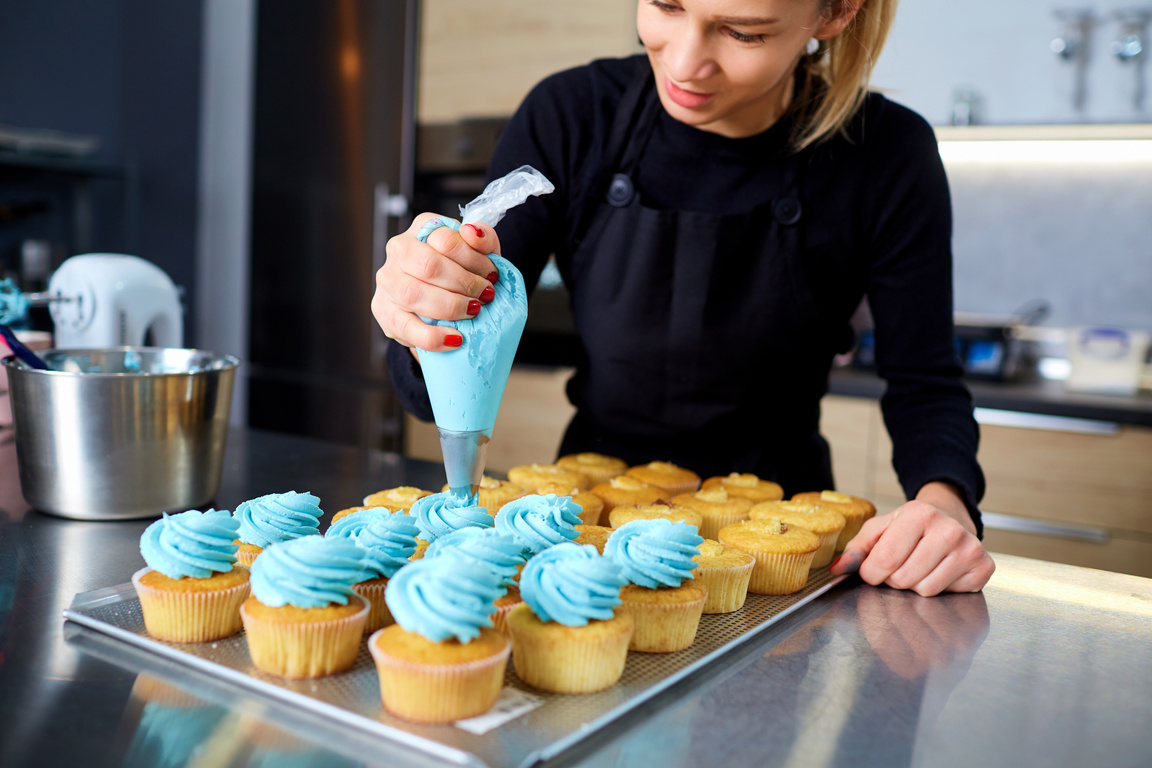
[507,543,633,693]
[608,502,704,531]
[692,540,755,614]
[701,473,785,503]
[233,491,323,566]
[671,488,754,540]
[556,452,628,486]
[331,508,420,632]
[749,500,846,569]
[718,518,820,595]
[362,485,433,511]
[240,536,369,678]
[605,519,706,653]
[133,509,250,643]
[533,481,605,526]
[494,493,582,558]
[791,491,877,551]
[590,475,670,517]
[624,461,701,495]
[441,475,526,513]
[425,527,526,633]
[507,463,589,492]
[371,557,510,724]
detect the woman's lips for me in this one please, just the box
[664,78,714,109]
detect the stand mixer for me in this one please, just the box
[0,253,183,348]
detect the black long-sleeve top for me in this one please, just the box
[388,56,985,534]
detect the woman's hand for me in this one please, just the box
[830,482,995,596]
[371,213,501,352]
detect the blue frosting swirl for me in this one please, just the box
[494,494,581,556]
[249,536,366,608]
[384,556,507,642]
[409,490,494,542]
[140,509,240,579]
[604,519,703,588]
[234,491,322,547]
[519,543,627,626]
[355,511,420,579]
[325,507,393,540]
[424,527,525,585]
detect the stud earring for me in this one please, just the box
[806,38,820,55]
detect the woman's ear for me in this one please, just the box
[813,0,866,40]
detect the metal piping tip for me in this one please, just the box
[437,427,491,501]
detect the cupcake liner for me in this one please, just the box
[352,578,394,633]
[693,560,755,613]
[507,612,634,693]
[368,630,511,724]
[132,567,251,643]
[696,510,752,541]
[810,530,840,569]
[617,588,707,653]
[240,595,368,678]
[745,551,816,595]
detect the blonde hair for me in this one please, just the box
[792,0,898,149]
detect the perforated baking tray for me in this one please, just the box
[65,569,847,768]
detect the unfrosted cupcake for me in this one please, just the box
[625,461,701,495]
[425,527,526,633]
[441,475,526,513]
[507,463,590,492]
[701,473,785,503]
[494,493,582,558]
[362,485,433,511]
[508,543,633,693]
[133,509,250,643]
[241,536,369,678]
[533,481,605,526]
[671,488,754,540]
[574,524,614,554]
[233,491,323,566]
[791,491,877,551]
[371,557,510,724]
[692,540,755,614]
[608,502,704,531]
[590,475,670,516]
[556,452,628,486]
[604,519,706,653]
[749,500,845,569]
[329,508,420,632]
[718,519,820,595]
[410,490,494,544]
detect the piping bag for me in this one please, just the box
[414,165,554,501]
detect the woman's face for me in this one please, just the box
[637,0,847,138]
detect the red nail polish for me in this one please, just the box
[486,271,499,283]
[465,224,484,238]
[444,334,463,348]
[479,286,495,304]
[466,300,481,316]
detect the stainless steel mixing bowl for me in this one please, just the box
[3,347,239,520]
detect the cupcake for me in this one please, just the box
[133,509,251,643]
[371,557,510,724]
[590,475,670,517]
[507,463,589,492]
[331,509,420,632]
[533,481,605,526]
[718,519,820,595]
[424,527,526,632]
[692,540,755,614]
[749,500,846,569]
[625,461,701,495]
[494,493,582,558]
[700,473,785,503]
[507,543,633,693]
[791,491,877,551]
[574,524,614,553]
[441,475,526,513]
[608,502,704,531]
[671,488,754,540]
[240,536,369,678]
[410,490,494,544]
[362,485,432,511]
[233,491,323,566]
[556,452,629,486]
[604,519,706,653]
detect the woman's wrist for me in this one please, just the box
[915,481,977,536]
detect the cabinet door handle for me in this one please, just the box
[981,512,1109,542]
[974,407,1120,435]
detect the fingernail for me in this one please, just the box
[466,300,481,316]
[479,286,495,304]
[486,271,499,283]
[444,334,463,348]
[465,224,484,238]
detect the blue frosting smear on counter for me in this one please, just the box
[250,536,365,608]
[139,509,239,579]
[520,542,627,626]
[605,519,703,588]
[384,556,507,643]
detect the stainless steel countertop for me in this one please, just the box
[2,427,1150,768]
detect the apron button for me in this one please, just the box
[774,195,802,225]
[606,173,635,207]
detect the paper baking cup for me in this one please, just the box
[693,560,755,613]
[240,595,368,678]
[352,578,394,633]
[132,567,251,643]
[617,590,707,653]
[368,631,511,724]
[809,530,841,569]
[697,511,752,540]
[507,613,634,693]
[746,551,817,595]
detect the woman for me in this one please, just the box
[372,0,995,595]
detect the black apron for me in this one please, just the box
[555,68,836,496]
